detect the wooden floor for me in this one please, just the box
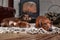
[0,33,60,40]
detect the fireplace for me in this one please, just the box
[19,0,40,23]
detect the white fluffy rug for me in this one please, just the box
[0,23,60,34]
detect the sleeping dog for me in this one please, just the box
[35,16,60,34]
[36,16,52,31]
[0,17,30,28]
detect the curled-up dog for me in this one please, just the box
[0,17,30,28]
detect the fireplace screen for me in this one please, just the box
[22,2,37,13]
[19,0,40,23]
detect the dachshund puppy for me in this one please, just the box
[1,17,30,28]
[36,16,52,31]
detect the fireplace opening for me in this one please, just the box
[19,0,40,23]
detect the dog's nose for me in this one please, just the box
[48,28,52,31]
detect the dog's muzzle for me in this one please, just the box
[48,28,52,31]
[48,25,56,32]
[48,26,53,31]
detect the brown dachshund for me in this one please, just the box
[1,17,30,28]
[36,16,52,31]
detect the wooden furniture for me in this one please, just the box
[0,6,15,23]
